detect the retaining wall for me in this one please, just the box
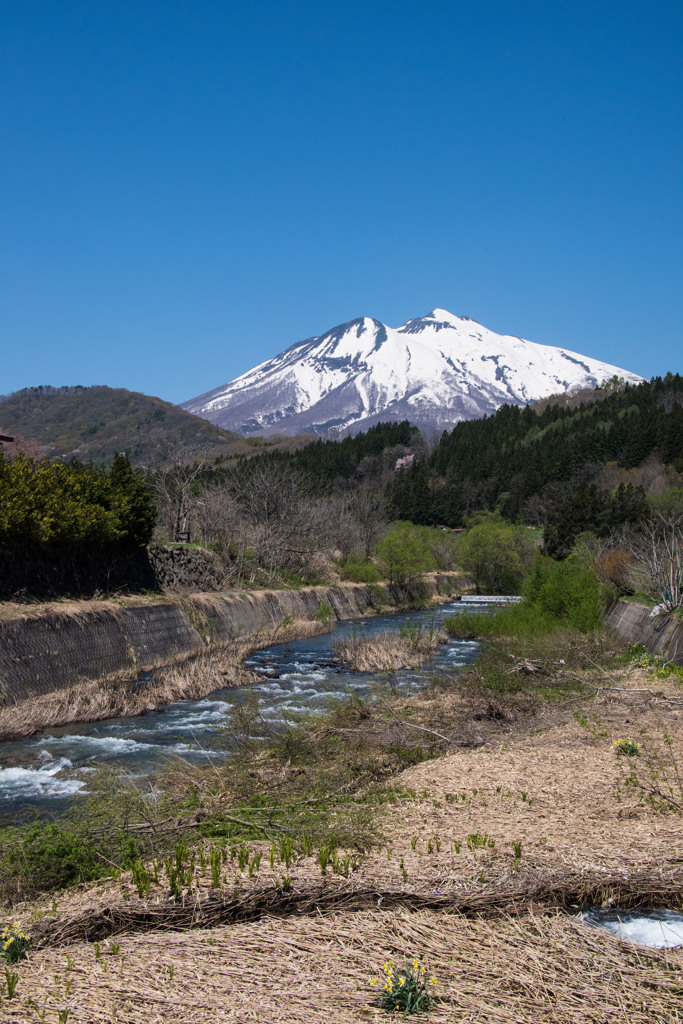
[0,575,460,704]
[605,600,683,665]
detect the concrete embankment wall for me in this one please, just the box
[605,600,683,665]
[0,576,460,704]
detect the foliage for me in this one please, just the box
[0,452,155,547]
[312,601,334,623]
[0,384,240,466]
[0,821,106,896]
[0,766,174,900]
[544,481,649,557]
[456,514,535,594]
[256,420,419,484]
[650,486,683,517]
[375,522,434,586]
[339,557,384,583]
[626,645,683,681]
[522,554,603,631]
[1,923,30,964]
[371,958,437,1016]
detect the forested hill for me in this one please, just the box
[390,374,683,535]
[0,386,310,467]
[270,420,420,482]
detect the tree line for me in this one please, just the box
[1,374,681,602]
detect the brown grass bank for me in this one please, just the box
[0,619,330,741]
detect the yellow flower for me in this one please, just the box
[421,966,427,973]
[370,978,378,985]
[430,977,438,984]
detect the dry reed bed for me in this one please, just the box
[333,630,448,672]
[7,907,683,1023]
[0,619,330,740]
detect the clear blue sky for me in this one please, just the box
[2,0,681,405]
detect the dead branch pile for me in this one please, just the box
[30,868,683,949]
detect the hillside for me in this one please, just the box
[389,373,683,536]
[0,386,310,467]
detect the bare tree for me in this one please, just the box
[346,487,388,558]
[224,462,334,582]
[194,483,240,551]
[623,514,683,611]
[151,441,210,541]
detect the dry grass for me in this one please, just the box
[6,906,683,1023]
[333,630,447,673]
[5,655,683,1021]
[0,619,330,741]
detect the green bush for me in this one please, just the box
[0,452,155,547]
[456,514,535,594]
[523,554,603,631]
[1,822,104,894]
[339,558,384,583]
[375,522,434,586]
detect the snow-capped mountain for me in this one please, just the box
[181,309,642,436]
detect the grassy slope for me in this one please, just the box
[0,385,311,467]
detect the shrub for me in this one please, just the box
[340,558,384,583]
[375,522,434,587]
[0,452,155,547]
[313,601,334,623]
[0,822,104,895]
[456,514,535,595]
[523,554,603,631]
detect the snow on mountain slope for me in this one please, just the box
[181,309,643,436]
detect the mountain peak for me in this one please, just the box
[181,309,642,437]
[423,308,462,323]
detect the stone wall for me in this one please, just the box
[0,575,460,704]
[605,600,683,665]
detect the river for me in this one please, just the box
[0,598,486,823]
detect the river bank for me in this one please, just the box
[0,574,462,740]
[4,652,683,1023]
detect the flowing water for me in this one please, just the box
[0,599,487,823]
[579,908,683,948]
